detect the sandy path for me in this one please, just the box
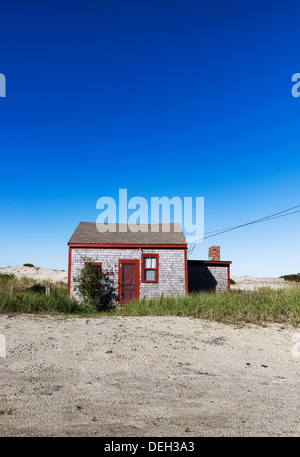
[0,314,299,437]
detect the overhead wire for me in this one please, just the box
[189,204,300,244]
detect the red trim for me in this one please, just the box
[84,262,102,276]
[67,246,72,295]
[118,259,140,304]
[69,243,187,249]
[141,253,159,283]
[228,264,231,291]
[184,249,188,295]
[188,260,232,266]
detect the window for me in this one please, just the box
[84,262,102,276]
[141,254,159,283]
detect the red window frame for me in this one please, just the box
[84,262,102,276]
[141,253,159,283]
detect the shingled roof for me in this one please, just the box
[68,222,187,245]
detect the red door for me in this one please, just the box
[119,260,139,303]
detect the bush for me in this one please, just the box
[280,274,300,282]
[230,278,236,284]
[23,263,35,267]
[73,258,117,311]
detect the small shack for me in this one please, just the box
[188,246,231,292]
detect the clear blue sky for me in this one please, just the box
[0,0,299,277]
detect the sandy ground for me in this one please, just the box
[0,314,299,437]
[0,268,298,436]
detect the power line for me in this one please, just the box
[202,203,300,236]
[202,209,300,240]
[190,204,300,244]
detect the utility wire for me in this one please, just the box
[190,204,300,244]
[203,203,300,235]
[202,209,300,240]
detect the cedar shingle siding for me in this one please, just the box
[68,222,187,300]
[188,262,229,292]
[70,247,186,298]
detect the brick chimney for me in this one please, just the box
[208,246,220,261]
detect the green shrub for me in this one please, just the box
[280,274,300,282]
[230,278,236,284]
[23,263,35,267]
[73,258,117,311]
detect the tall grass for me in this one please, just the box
[115,288,300,326]
[0,273,299,325]
[0,273,92,315]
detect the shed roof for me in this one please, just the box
[68,222,187,245]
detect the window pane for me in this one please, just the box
[145,269,156,281]
[144,257,151,268]
[144,257,156,268]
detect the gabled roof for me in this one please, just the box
[68,222,187,245]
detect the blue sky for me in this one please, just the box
[0,0,300,276]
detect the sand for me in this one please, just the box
[0,266,68,283]
[0,314,299,437]
[0,267,298,436]
[230,276,298,291]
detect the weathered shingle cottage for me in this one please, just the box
[68,223,232,302]
[68,222,188,302]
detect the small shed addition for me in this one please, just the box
[188,246,232,292]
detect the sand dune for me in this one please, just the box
[0,266,68,283]
[230,276,297,291]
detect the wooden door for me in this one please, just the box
[119,260,139,303]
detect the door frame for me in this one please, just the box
[118,259,140,303]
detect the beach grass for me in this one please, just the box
[0,273,91,315]
[115,288,300,326]
[0,273,299,325]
